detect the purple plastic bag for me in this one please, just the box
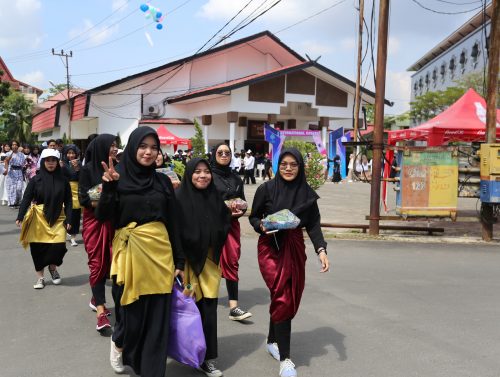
[167,282,206,368]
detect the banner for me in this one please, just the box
[280,130,326,155]
[328,128,344,177]
[264,124,285,174]
[339,132,350,179]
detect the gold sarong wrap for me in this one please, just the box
[184,248,221,302]
[69,181,81,210]
[111,221,174,306]
[20,204,66,249]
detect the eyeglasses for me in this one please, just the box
[217,151,231,156]
[279,162,299,169]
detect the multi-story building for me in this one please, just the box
[0,57,43,103]
[407,4,492,102]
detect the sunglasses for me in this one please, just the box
[217,151,231,156]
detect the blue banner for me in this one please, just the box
[264,124,284,174]
[328,128,344,177]
[339,132,350,179]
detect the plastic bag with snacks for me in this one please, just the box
[261,209,300,231]
[87,184,102,201]
[156,168,180,184]
[224,197,248,211]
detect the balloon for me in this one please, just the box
[156,23,163,30]
[155,11,162,20]
[140,3,149,12]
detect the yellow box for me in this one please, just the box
[480,144,500,176]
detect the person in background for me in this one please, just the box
[16,148,72,289]
[96,127,184,376]
[243,150,256,184]
[177,158,231,377]
[62,144,82,247]
[249,148,329,377]
[255,152,264,178]
[56,139,64,154]
[4,140,26,209]
[346,153,355,182]
[26,145,40,180]
[332,155,342,183]
[211,143,252,322]
[0,144,10,205]
[263,153,273,181]
[232,152,241,174]
[79,134,118,332]
[47,139,57,150]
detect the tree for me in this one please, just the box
[410,86,466,123]
[0,89,34,143]
[47,83,74,96]
[190,118,205,158]
[283,140,325,190]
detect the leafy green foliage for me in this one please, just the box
[283,140,325,190]
[190,118,205,158]
[410,86,465,122]
[172,160,185,178]
[0,89,34,143]
[47,83,73,96]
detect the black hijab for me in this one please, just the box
[85,134,116,186]
[39,153,66,226]
[116,127,159,194]
[210,142,232,177]
[210,142,244,200]
[267,148,319,216]
[62,144,81,163]
[176,158,231,276]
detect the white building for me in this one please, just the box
[408,4,492,102]
[33,31,389,154]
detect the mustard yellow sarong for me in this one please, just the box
[69,181,81,210]
[111,221,174,306]
[184,249,221,302]
[20,204,66,249]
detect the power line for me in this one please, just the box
[410,0,483,14]
[431,0,481,4]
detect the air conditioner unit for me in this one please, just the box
[147,105,160,116]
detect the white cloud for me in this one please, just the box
[0,0,43,49]
[112,0,128,12]
[385,70,412,114]
[68,19,120,47]
[18,70,45,87]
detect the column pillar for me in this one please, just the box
[201,115,212,154]
[320,117,329,151]
[227,111,238,153]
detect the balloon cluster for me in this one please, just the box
[140,3,165,30]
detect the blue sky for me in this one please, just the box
[0,0,486,114]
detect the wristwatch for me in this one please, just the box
[316,247,327,255]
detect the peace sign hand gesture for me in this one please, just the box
[102,157,120,182]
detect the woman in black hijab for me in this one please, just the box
[176,157,231,377]
[210,142,252,321]
[78,133,118,332]
[249,148,330,377]
[96,126,184,376]
[62,144,82,247]
[16,148,72,289]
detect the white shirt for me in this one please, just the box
[231,155,241,169]
[244,155,255,170]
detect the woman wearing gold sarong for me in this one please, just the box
[176,158,231,377]
[96,127,184,377]
[16,148,72,289]
[61,144,81,247]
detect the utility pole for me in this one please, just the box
[51,48,73,140]
[353,0,365,145]
[481,0,499,241]
[368,0,390,236]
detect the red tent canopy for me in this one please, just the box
[387,88,500,146]
[156,125,192,148]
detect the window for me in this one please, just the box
[440,63,446,82]
[424,73,430,92]
[459,50,467,74]
[418,77,423,93]
[413,82,418,96]
[448,57,456,79]
[432,68,438,87]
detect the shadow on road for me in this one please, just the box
[293,326,347,366]
[60,273,89,287]
[0,229,22,236]
[219,287,270,312]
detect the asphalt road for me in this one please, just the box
[1,203,500,377]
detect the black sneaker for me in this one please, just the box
[49,268,61,285]
[199,359,223,377]
[229,307,252,321]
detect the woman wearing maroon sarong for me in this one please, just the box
[249,148,329,377]
[210,142,252,321]
[79,134,118,331]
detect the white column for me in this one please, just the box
[322,125,327,149]
[229,122,235,153]
[203,125,209,154]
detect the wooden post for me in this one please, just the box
[369,0,390,236]
[353,0,365,143]
[481,0,499,241]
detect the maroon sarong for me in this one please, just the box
[258,228,306,323]
[220,219,241,282]
[82,207,114,287]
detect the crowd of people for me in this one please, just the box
[12,128,329,377]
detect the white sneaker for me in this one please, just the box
[49,269,62,285]
[110,340,125,374]
[33,277,45,289]
[266,342,280,361]
[70,238,78,247]
[279,359,297,377]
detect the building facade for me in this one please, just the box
[0,57,43,103]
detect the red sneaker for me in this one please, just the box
[96,313,111,332]
[89,298,112,317]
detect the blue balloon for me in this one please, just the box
[140,3,149,12]
[156,23,163,30]
[155,11,162,19]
